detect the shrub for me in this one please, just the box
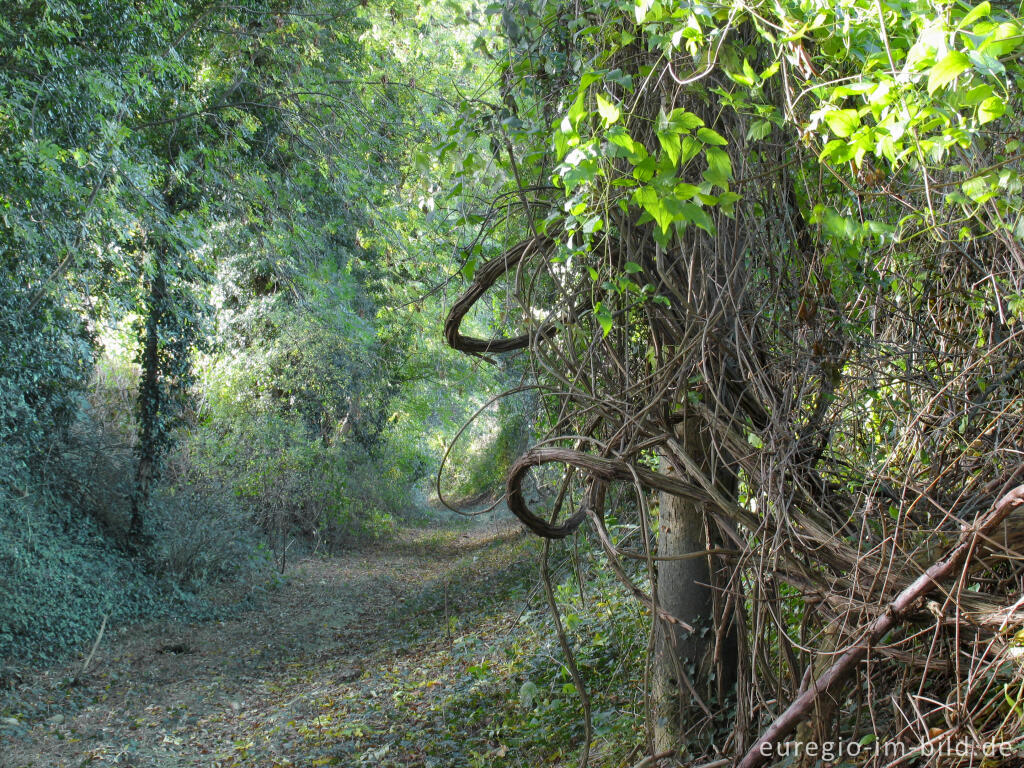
[184,364,423,556]
[147,480,265,589]
[0,352,264,663]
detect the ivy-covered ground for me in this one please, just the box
[0,506,647,768]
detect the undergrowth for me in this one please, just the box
[220,522,651,768]
[0,358,268,665]
[0,485,264,667]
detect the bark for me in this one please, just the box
[653,416,737,755]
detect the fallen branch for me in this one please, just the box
[72,613,109,684]
[736,482,1024,768]
[629,750,677,768]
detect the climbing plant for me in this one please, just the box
[444,0,1024,763]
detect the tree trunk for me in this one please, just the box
[653,415,737,756]
[129,258,165,546]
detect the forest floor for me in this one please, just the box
[0,503,543,768]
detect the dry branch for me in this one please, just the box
[506,446,711,539]
[444,237,556,355]
[737,482,1024,768]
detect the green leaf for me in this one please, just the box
[657,130,681,166]
[632,156,656,182]
[927,51,971,94]
[824,109,860,138]
[636,186,672,232]
[742,58,756,84]
[679,135,702,165]
[978,96,1005,124]
[703,147,732,187]
[961,84,994,106]
[962,174,997,203]
[661,108,704,132]
[676,202,713,233]
[596,94,620,126]
[624,261,642,273]
[568,91,587,127]
[673,182,700,199]
[820,139,856,163]
[519,680,539,708]
[978,21,1023,56]
[959,1,990,27]
[606,127,646,161]
[746,120,772,141]
[696,126,728,146]
[594,304,614,336]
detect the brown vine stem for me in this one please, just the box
[736,482,1024,768]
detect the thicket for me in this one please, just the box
[440,0,1024,763]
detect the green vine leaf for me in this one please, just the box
[978,96,1006,124]
[928,51,971,94]
[596,94,620,126]
[703,147,732,188]
[824,109,860,138]
[594,303,613,336]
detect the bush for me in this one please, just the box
[445,386,538,501]
[147,481,265,589]
[0,488,174,664]
[0,354,265,664]
[185,360,425,557]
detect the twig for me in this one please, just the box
[628,750,677,768]
[737,483,1024,768]
[74,613,109,683]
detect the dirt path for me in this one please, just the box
[1,505,530,768]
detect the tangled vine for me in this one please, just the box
[443,0,1024,764]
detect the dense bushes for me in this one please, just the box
[0,288,506,663]
[184,399,415,557]
[0,480,267,664]
[0,449,253,664]
[0,280,93,491]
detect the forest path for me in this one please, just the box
[2,503,531,768]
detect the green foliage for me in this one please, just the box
[0,279,93,487]
[448,383,537,500]
[370,533,649,767]
[438,0,1024,757]
[148,478,267,590]
[0,490,145,662]
[0,481,254,664]
[0,0,509,662]
[0,356,267,661]
[189,307,439,549]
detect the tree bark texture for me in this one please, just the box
[653,415,737,755]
